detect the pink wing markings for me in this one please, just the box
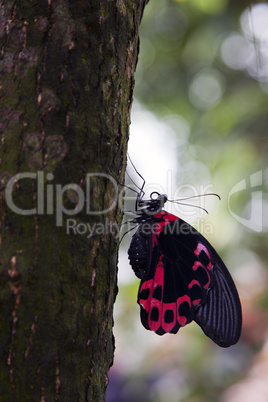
[161,302,177,333]
[139,218,216,334]
[139,252,165,332]
[194,242,212,270]
[188,279,202,306]
[139,249,193,332]
[176,295,191,326]
[192,241,214,289]
[192,261,211,290]
[152,211,179,247]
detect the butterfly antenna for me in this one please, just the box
[168,200,209,214]
[169,193,221,202]
[127,153,145,198]
[168,193,221,214]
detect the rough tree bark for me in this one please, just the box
[0,0,148,400]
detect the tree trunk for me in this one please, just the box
[0,1,147,400]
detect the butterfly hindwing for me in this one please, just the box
[138,243,196,335]
[137,211,242,346]
[194,250,242,347]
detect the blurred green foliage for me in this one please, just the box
[107,1,268,401]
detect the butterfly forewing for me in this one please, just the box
[132,211,242,346]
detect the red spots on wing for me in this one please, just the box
[152,232,158,248]
[192,261,211,289]
[139,232,215,335]
[152,211,179,246]
[139,253,165,331]
[152,221,166,246]
[192,242,213,289]
[188,280,202,306]
[194,242,209,257]
[153,254,165,282]
[162,303,177,332]
[139,279,153,311]
[188,279,200,288]
[194,242,212,270]
[154,211,178,222]
[139,255,192,332]
[176,295,191,326]
[192,261,204,271]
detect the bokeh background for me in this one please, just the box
[107,1,268,401]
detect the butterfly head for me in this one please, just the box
[138,192,168,215]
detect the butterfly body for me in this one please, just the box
[127,193,242,347]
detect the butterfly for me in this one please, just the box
[127,183,242,348]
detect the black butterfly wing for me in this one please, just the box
[137,215,213,335]
[137,212,242,347]
[194,249,242,347]
[138,239,203,335]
